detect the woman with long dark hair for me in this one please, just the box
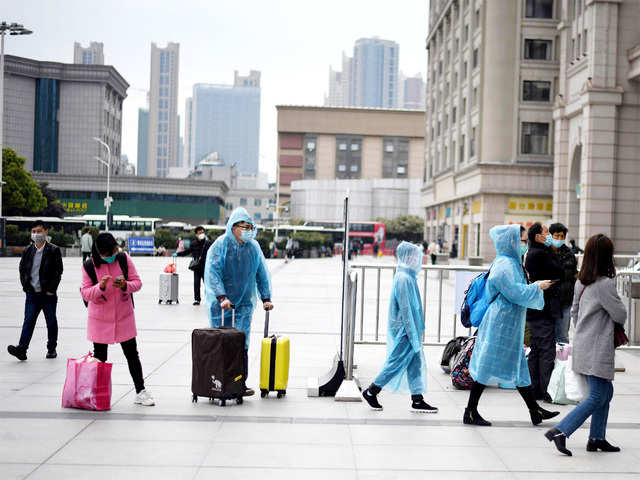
[80,232,155,406]
[545,234,626,456]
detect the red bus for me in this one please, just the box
[304,221,386,255]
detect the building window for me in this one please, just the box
[475,9,480,27]
[523,80,551,101]
[383,137,409,178]
[437,122,441,136]
[524,39,552,60]
[525,0,553,19]
[470,128,476,157]
[462,97,467,115]
[464,24,469,43]
[473,48,479,69]
[452,106,457,123]
[521,122,549,154]
[460,135,465,163]
[335,135,362,179]
[240,198,247,206]
[473,87,478,106]
[254,199,262,206]
[583,29,588,54]
[463,61,468,79]
[303,134,316,179]
[254,213,261,220]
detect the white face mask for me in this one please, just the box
[31,233,45,244]
[197,233,205,240]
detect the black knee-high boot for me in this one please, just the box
[517,385,559,425]
[463,382,491,426]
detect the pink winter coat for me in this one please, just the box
[80,253,142,344]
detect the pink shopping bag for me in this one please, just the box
[62,352,112,411]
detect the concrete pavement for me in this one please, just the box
[1,255,640,479]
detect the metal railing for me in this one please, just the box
[348,263,639,349]
[341,270,358,381]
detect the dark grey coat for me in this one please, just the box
[571,277,627,380]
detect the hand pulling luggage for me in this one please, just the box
[159,258,179,304]
[260,310,290,398]
[191,307,246,406]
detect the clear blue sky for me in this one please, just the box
[3,0,430,180]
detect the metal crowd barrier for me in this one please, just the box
[347,263,639,350]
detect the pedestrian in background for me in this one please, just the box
[545,234,626,456]
[464,224,558,426]
[569,239,584,255]
[80,228,93,262]
[428,240,439,265]
[361,242,438,413]
[8,220,63,361]
[525,222,564,402]
[174,226,212,306]
[549,223,578,344]
[204,208,273,397]
[81,232,155,406]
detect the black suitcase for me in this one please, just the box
[191,308,246,406]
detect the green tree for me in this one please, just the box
[154,229,178,249]
[289,218,306,226]
[38,182,66,217]
[380,215,424,242]
[2,148,47,216]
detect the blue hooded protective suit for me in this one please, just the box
[469,224,544,387]
[373,242,428,395]
[204,208,271,349]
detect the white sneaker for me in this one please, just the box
[134,389,156,406]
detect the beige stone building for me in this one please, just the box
[553,0,640,254]
[276,106,425,203]
[423,0,562,260]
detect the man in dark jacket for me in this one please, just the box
[525,223,564,402]
[174,226,212,305]
[8,220,64,361]
[549,223,578,344]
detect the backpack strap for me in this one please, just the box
[116,252,134,308]
[82,259,98,307]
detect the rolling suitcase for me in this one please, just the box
[159,259,179,304]
[191,308,246,406]
[260,310,290,398]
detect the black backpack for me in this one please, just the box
[82,253,134,308]
[440,336,468,374]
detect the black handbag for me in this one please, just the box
[188,257,200,271]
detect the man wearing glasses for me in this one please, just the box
[204,207,273,396]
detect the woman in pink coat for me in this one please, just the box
[81,233,155,406]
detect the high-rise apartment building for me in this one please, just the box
[188,71,260,174]
[553,0,640,253]
[352,37,399,108]
[423,0,558,260]
[184,97,193,170]
[147,42,179,177]
[2,55,127,176]
[325,67,343,106]
[403,74,425,110]
[136,108,149,176]
[73,42,104,65]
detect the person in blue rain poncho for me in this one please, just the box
[361,242,438,413]
[204,207,273,397]
[464,224,559,426]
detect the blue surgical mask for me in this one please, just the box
[520,243,529,257]
[544,234,553,247]
[551,238,565,249]
[102,254,117,264]
[241,229,256,242]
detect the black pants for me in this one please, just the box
[467,381,539,412]
[93,337,145,393]
[19,293,58,352]
[431,254,437,265]
[193,269,204,302]
[82,251,91,262]
[528,321,556,399]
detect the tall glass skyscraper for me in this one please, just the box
[136,108,149,176]
[188,71,260,174]
[352,38,399,108]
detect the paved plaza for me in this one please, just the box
[1,255,640,479]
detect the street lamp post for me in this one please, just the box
[93,137,112,232]
[0,22,33,252]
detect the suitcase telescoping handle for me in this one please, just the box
[263,310,270,338]
[221,304,235,328]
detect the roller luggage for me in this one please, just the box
[159,259,179,304]
[191,308,246,406]
[260,310,290,398]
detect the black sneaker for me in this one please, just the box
[193,301,200,306]
[411,399,438,413]
[46,350,57,359]
[362,388,383,411]
[8,345,27,361]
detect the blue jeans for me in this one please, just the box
[556,375,614,439]
[555,306,571,344]
[18,292,58,352]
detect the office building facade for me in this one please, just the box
[553,0,640,254]
[2,54,128,176]
[147,42,179,177]
[73,42,104,65]
[136,108,149,176]
[352,37,400,108]
[422,0,558,260]
[188,72,260,174]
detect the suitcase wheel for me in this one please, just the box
[167,300,172,305]
[176,299,179,304]
[236,397,243,405]
[192,394,197,403]
[219,399,226,407]
[260,389,268,398]
[158,299,162,304]
[277,390,286,399]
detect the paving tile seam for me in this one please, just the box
[3,411,640,430]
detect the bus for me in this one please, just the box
[303,220,386,254]
[67,215,161,237]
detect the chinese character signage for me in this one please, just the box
[128,237,155,254]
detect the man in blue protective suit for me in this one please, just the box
[464,224,559,426]
[361,242,438,413]
[204,207,273,397]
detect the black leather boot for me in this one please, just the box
[586,438,620,452]
[463,408,491,426]
[545,428,572,456]
[530,406,560,425]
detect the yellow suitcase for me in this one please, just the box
[259,311,290,398]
